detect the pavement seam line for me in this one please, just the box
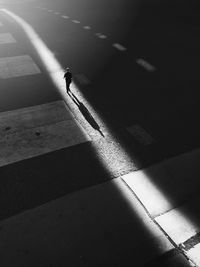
[120,176,193,265]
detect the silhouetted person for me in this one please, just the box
[64,67,72,94]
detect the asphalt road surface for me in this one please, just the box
[2,0,199,166]
[0,1,200,266]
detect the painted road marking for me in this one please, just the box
[54,12,60,15]
[0,100,91,167]
[127,124,154,146]
[95,33,107,39]
[136,58,156,72]
[112,43,127,51]
[62,15,69,19]
[0,33,16,44]
[74,74,91,85]
[83,26,91,30]
[72,20,80,24]
[0,55,41,79]
[0,22,3,26]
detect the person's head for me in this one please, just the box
[66,67,70,72]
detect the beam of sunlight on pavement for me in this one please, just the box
[1,8,197,266]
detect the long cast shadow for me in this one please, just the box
[68,91,104,137]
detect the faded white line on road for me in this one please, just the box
[0,22,3,26]
[54,12,60,15]
[0,33,16,44]
[62,15,69,19]
[136,58,156,72]
[95,33,107,39]
[0,55,41,79]
[72,20,80,24]
[127,124,154,146]
[0,101,90,167]
[83,26,91,30]
[74,74,91,85]
[112,43,127,51]
[48,10,53,12]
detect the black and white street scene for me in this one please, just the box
[0,0,200,266]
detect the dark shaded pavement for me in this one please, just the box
[4,0,200,167]
[0,1,200,266]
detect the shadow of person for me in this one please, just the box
[69,92,104,137]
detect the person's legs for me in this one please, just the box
[66,82,70,94]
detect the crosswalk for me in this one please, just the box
[0,9,199,267]
[0,100,90,167]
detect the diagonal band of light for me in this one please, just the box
[1,8,197,265]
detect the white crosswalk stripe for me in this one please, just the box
[0,100,91,167]
[0,32,16,44]
[0,55,41,79]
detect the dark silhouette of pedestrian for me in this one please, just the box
[64,67,72,94]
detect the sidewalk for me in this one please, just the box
[1,148,200,266]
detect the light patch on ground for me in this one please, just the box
[112,43,127,51]
[0,33,16,44]
[122,170,172,216]
[0,22,3,26]
[0,100,90,166]
[0,55,41,79]
[62,15,69,19]
[155,209,198,245]
[83,26,91,30]
[72,20,80,24]
[136,58,156,72]
[187,243,200,266]
[95,33,107,39]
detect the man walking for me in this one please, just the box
[64,67,72,94]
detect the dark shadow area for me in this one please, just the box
[0,142,110,221]
[1,2,199,265]
[68,91,104,137]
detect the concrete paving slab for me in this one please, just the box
[0,178,173,267]
[122,169,172,218]
[122,148,200,217]
[187,243,200,266]
[0,55,41,79]
[0,32,16,44]
[155,194,200,245]
[0,100,90,166]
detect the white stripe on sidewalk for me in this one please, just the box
[0,33,16,44]
[0,55,41,79]
[0,101,91,167]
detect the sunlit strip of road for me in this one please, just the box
[0,8,197,265]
